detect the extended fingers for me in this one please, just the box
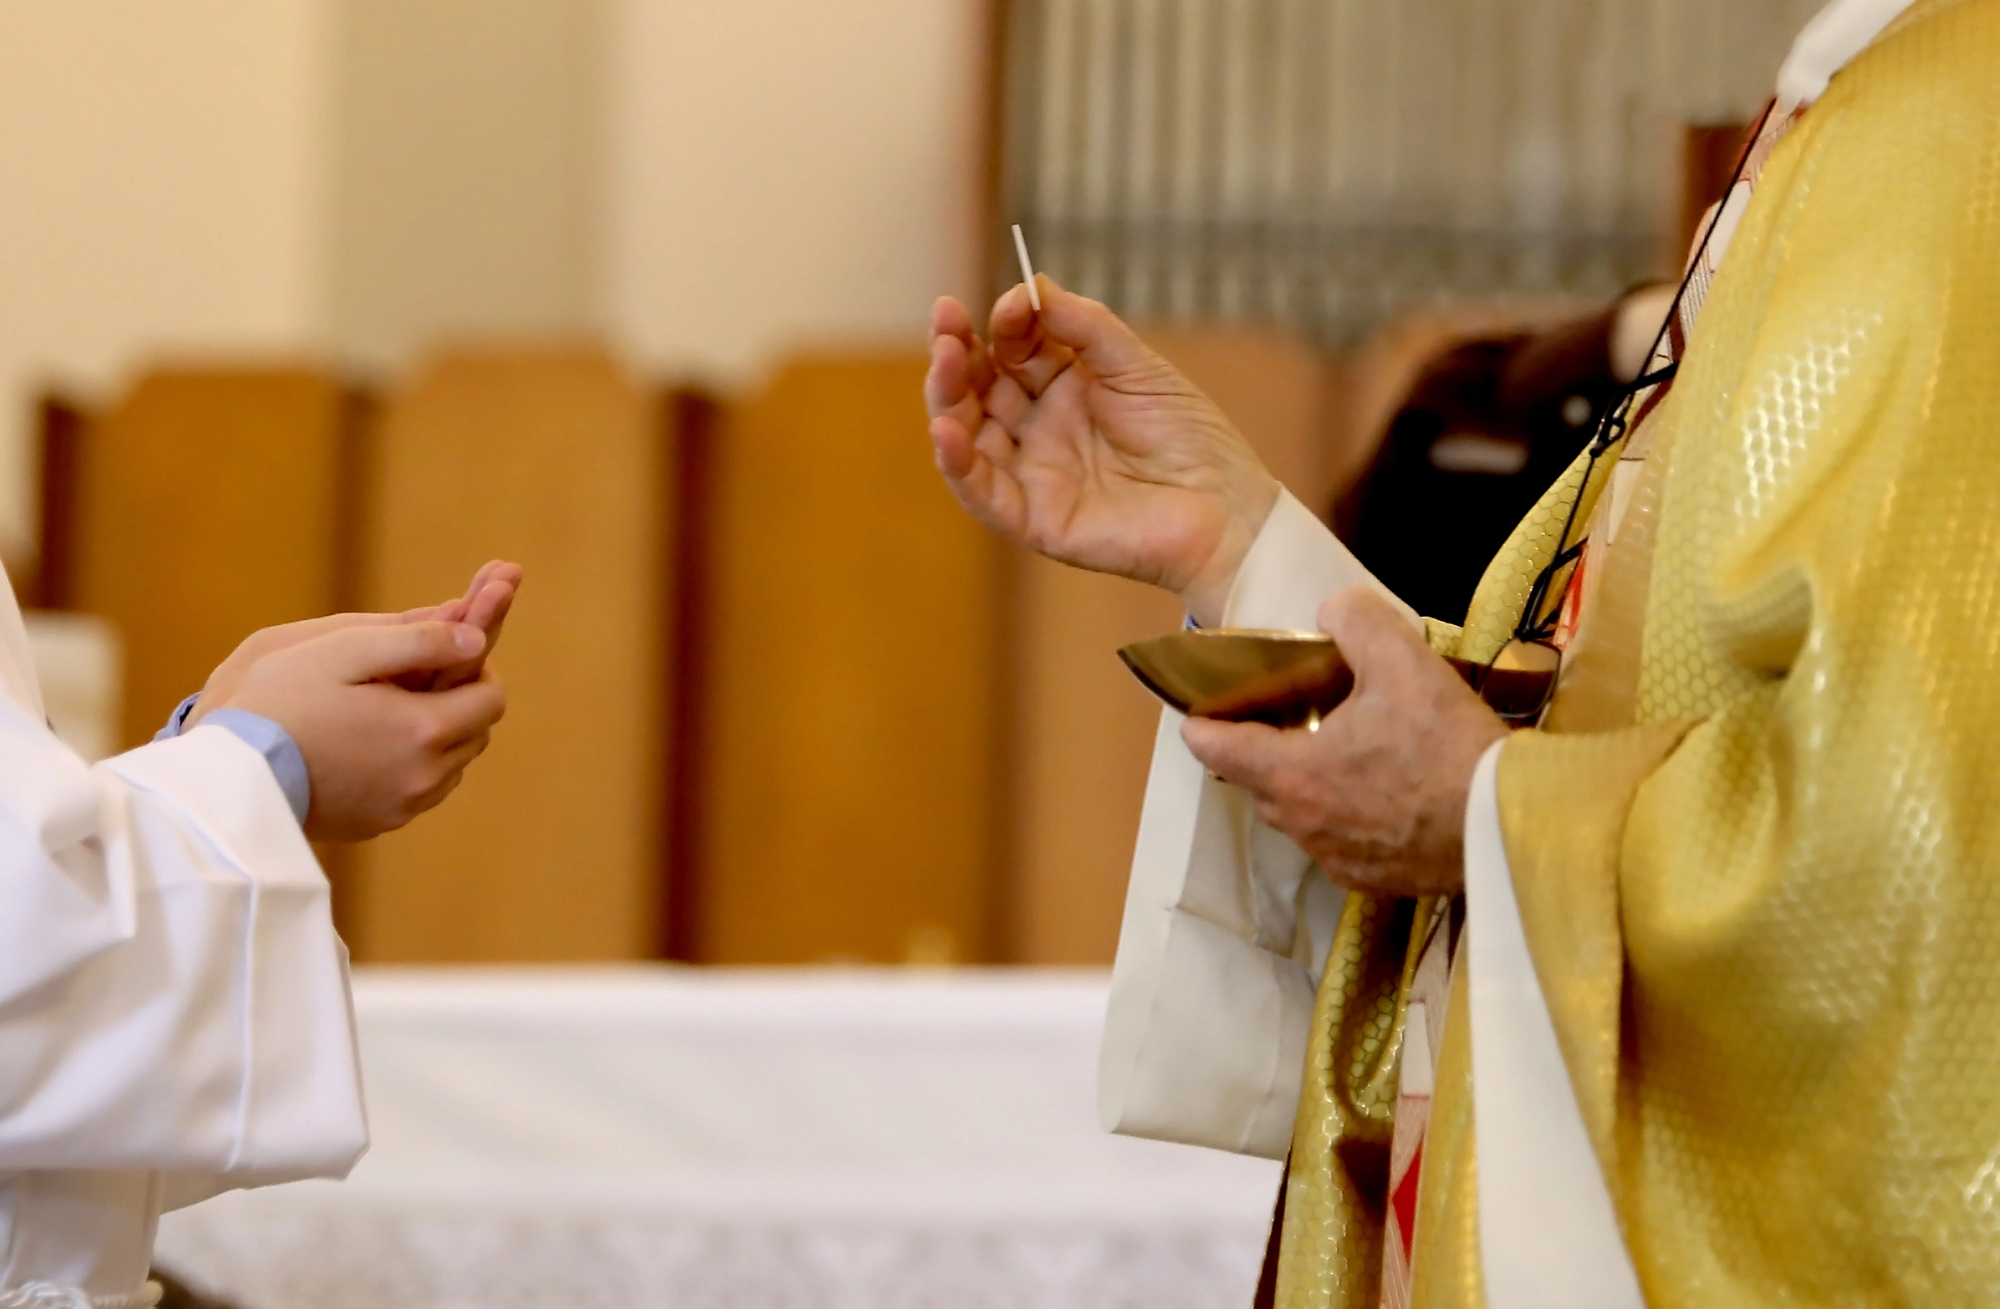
[460,560,501,606]
[930,353,1026,515]
[423,583,514,692]
[928,298,996,415]
[460,558,517,603]
[925,332,972,416]
[931,293,976,342]
[932,296,995,393]
[398,599,473,627]
[930,413,979,480]
[317,620,484,685]
[927,333,1001,462]
[386,566,520,689]
[989,282,1078,397]
[464,576,518,635]
[281,611,407,641]
[931,432,1027,538]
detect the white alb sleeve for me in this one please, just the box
[0,699,366,1189]
[1098,488,1416,1157]
[1463,739,1641,1308]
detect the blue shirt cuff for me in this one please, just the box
[155,693,202,742]
[202,709,312,826]
[156,694,311,826]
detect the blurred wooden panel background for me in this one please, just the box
[349,347,666,963]
[70,368,359,750]
[1008,326,1342,964]
[694,355,1005,965]
[43,334,1369,968]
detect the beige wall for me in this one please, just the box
[601,0,987,386]
[0,0,987,566]
[327,0,606,369]
[0,0,332,566]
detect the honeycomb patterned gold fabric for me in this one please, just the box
[1493,3,2000,1304]
[1276,3,2000,1305]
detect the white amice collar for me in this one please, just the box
[1777,0,1919,111]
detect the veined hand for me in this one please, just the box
[924,275,1278,626]
[1181,588,1508,896]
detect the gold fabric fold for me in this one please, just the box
[1277,5,2000,1305]
[1494,5,2000,1302]
[1406,962,1480,1307]
[1538,410,1675,736]
[1273,894,1442,1307]
[1493,723,1692,1166]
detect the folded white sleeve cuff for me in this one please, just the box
[1222,487,1420,632]
[1100,486,1406,1158]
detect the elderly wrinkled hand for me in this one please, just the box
[1179,587,1509,897]
[924,275,1276,625]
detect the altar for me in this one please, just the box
[156,967,1280,1308]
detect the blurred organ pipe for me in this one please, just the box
[998,0,1823,340]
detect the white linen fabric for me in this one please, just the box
[156,968,1283,1309]
[1776,0,1917,111]
[1098,488,1417,1159]
[0,576,365,1304]
[1462,743,1642,1308]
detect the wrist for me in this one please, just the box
[1178,474,1281,627]
[201,707,313,825]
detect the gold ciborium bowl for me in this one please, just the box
[1119,626,1562,729]
[1117,628,1353,728]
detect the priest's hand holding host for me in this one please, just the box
[926,276,1501,898]
[925,279,1275,628]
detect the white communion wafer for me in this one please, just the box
[1011,224,1042,312]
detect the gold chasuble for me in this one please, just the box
[1272,2,2000,1304]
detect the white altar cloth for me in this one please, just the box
[155,966,1281,1308]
